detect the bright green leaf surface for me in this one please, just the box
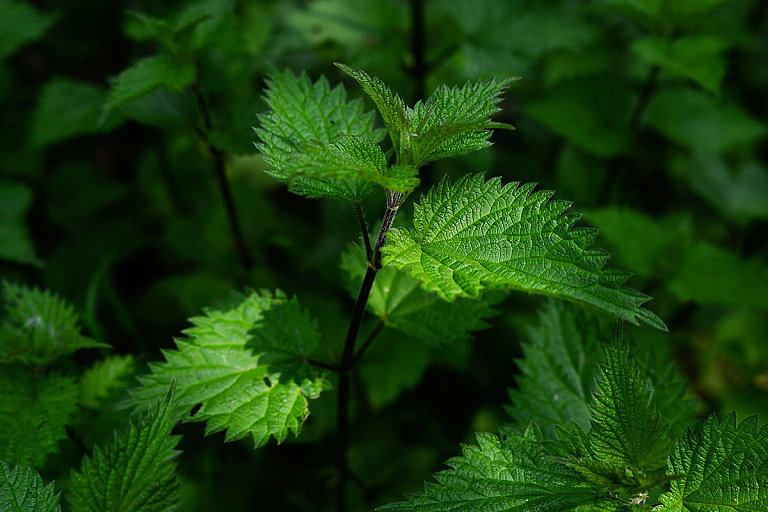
[408,78,515,168]
[656,413,768,512]
[105,55,196,110]
[288,136,419,193]
[646,87,766,153]
[382,174,666,330]
[256,68,384,201]
[335,62,411,157]
[380,425,611,511]
[0,367,78,467]
[29,78,124,149]
[0,0,57,61]
[507,301,603,437]
[589,332,671,472]
[341,246,500,345]
[0,281,107,365]
[0,461,61,512]
[125,290,329,447]
[632,36,727,93]
[0,183,40,266]
[68,389,181,512]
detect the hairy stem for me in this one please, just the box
[336,201,400,512]
[192,74,253,271]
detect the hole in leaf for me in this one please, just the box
[263,376,272,387]
[189,403,203,417]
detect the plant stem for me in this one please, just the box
[336,200,400,512]
[355,202,373,262]
[192,75,253,271]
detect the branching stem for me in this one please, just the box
[630,65,660,130]
[192,71,253,271]
[336,197,401,512]
[352,320,386,367]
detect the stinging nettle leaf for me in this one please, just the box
[381,174,666,330]
[0,281,108,366]
[334,62,411,158]
[380,424,612,512]
[0,461,61,512]
[588,325,671,473]
[507,300,603,437]
[656,412,768,512]
[124,290,329,448]
[408,77,516,168]
[255,68,385,202]
[288,135,419,194]
[68,387,181,512]
[0,367,79,468]
[105,54,196,110]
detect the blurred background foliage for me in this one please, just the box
[1,0,767,510]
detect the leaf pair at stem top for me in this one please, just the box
[255,63,515,205]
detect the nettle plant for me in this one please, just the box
[2,64,767,512]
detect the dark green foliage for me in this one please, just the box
[0,461,61,512]
[1,0,767,510]
[0,368,78,467]
[68,389,181,512]
[0,282,107,365]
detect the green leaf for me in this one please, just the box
[524,79,632,158]
[646,87,766,154]
[380,425,612,511]
[288,136,419,194]
[588,326,671,472]
[0,461,61,512]
[0,281,107,366]
[79,355,137,409]
[29,79,124,149]
[359,330,432,409]
[656,412,768,512]
[631,36,727,93]
[341,246,500,345]
[408,78,515,168]
[583,208,692,278]
[68,387,181,512]
[507,301,603,437]
[0,0,58,61]
[334,62,411,158]
[667,243,768,308]
[255,68,384,201]
[686,154,768,224]
[0,285,81,362]
[382,174,666,330]
[0,367,78,467]
[105,55,196,110]
[124,290,329,447]
[0,182,40,266]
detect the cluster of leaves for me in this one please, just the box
[1,0,767,511]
